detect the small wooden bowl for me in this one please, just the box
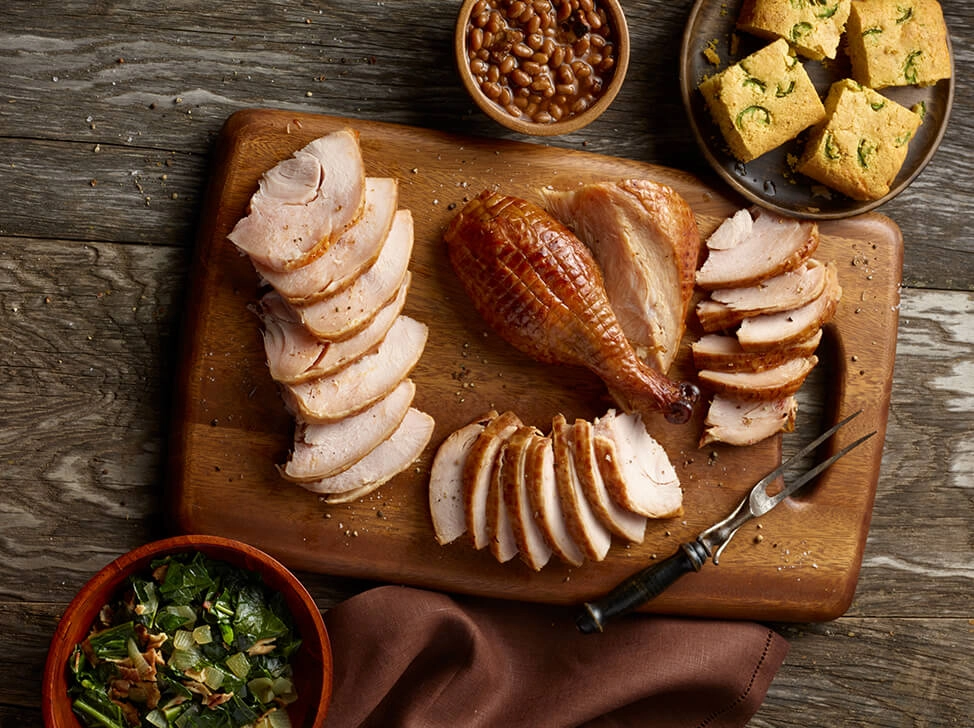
[455,0,630,136]
[42,534,332,728]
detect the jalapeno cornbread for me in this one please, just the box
[846,0,952,88]
[797,79,923,200]
[698,39,826,163]
[737,0,853,61]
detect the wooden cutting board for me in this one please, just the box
[168,109,899,621]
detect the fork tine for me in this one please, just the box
[758,430,877,512]
[751,409,863,492]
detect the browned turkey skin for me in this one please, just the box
[444,190,698,424]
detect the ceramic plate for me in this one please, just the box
[680,0,954,219]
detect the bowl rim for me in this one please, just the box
[454,0,631,136]
[42,534,332,728]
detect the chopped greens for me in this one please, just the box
[67,551,302,728]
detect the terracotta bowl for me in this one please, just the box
[455,0,630,136]
[42,534,332,728]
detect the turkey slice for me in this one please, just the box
[259,276,408,384]
[487,437,521,564]
[228,128,366,271]
[429,411,499,546]
[696,259,827,332]
[281,315,427,423]
[501,426,552,571]
[698,355,818,400]
[592,410,682,519]
[254,177,399,304]
[525,433,586,567]
[696,208,819,290]
[281,379,415,483]
[700,395,798,447]
[552,414,612,562]
[571,418,646,543]
[737,263,841,352]
[691,330,822,373]
[542,179,700,372]
[305,407,434,498]
[296,209,413,340]
[462,411,522,550]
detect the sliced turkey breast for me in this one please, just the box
[300,407,434,497]
[501,426,553,571]
[691,330,822,373]
[228,129,366,272]
[296,209,413,341]
[697,260,827,332]
[462,411,522,551]
[696,208,819,290]
[542,179,700,372]
[700,395,798,447]
[487,437,521,564]
[429,411,499,546]
[281,379,415,483]
[254,177,399,304]
[592,410,683,519]
[737,263,841,352]
[571,418,646,543]
[525,434,586,567]
[551,414,612,562]
[260,277,409,384]
[281,315,427,423]
[698,355,819,400]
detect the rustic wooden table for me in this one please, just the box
[1,1,971,725]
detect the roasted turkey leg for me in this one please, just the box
[444,190,698,424]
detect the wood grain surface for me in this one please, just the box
[2,1,971,725]
[170,109,897,621]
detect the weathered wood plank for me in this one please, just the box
[1,2,970,287]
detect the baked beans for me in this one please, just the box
[466,0,617,125]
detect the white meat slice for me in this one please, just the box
[228,129,366,271]
[700,395,798,447]
[698,355,819,400]
[571,418,646,543]
[281,315,427,423]
[542,179,700,372]
[525,434,586,567]
[281,379,415,482]
[737,263,841,351]
[305,407,434,498]
[501,427,552,571]
[696,208,820,290]
[259,277,409,383]
[461,411,522,550]
[487,437,521,564]
[551,414,612,562]
[592,410,682,519]
[696,259,827,332]
[429,411,499,546]
[691,330,822,373]
[296,209,413,340]
[254,177,399,303]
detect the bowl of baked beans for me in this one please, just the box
[455,0,630,135]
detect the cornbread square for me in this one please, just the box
[737,0,853,60]
[847,0,952,88]
[699,39,826,163]
[798,79,923,200]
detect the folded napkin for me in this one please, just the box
[322,585,788,728]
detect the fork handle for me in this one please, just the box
[576,540,709,634]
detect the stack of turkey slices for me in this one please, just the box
[429,409,681,571]
[692,207,841,446]
[227,128,433,504]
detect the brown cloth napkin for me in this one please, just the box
[321,585,788,728]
